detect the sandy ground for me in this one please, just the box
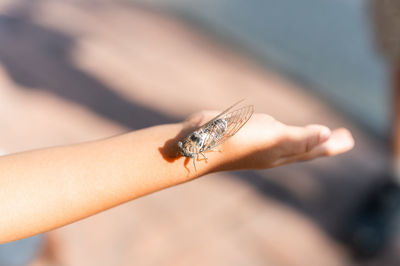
[0,0,394,265]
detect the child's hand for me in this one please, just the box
[184,111,354,172]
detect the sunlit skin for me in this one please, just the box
[0,111,354,243]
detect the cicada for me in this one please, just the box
[178,100,254,171]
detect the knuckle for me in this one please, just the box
[305,135,318,152]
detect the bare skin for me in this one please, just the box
[0,111,354,243]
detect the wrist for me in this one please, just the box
[159,122,230,177]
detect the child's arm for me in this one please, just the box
[0,111,353,243]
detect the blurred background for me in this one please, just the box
[0,0,396,265]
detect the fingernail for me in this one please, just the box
[319,127,331,143]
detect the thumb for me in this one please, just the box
[303,124,332,151]
[284,124,332,155]
[304,127,354,159]
[277,124,354,166]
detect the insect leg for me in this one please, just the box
[200,152,208,162]
[192,158,197,172]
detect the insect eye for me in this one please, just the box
[190,135,198,142]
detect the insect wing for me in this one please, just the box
[202,105,254,151]
[199,99,245,129]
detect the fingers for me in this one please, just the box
[304,124,332,150]
[284,124,332,155]
[304,128,354,159]
[277,125,354,166]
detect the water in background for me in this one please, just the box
[0,236,43,266]
[136,0,389,137]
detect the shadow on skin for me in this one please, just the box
[158,121,200,173]
[158,113,218,173]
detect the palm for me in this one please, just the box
[185,111,354,171]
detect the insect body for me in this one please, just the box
[178,101,254,171]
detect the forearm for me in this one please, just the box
[0,111,354,243]
[0,123,211,243]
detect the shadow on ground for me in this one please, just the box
[0,0,176,130]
